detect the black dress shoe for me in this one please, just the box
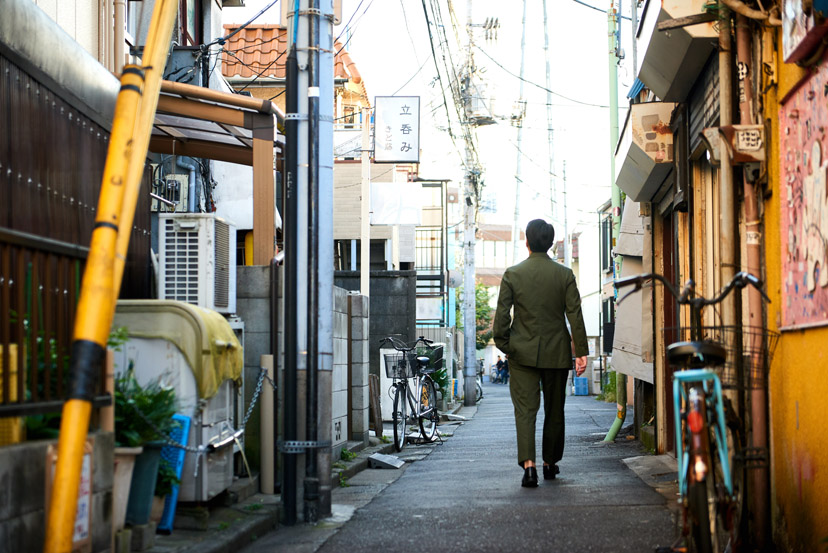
[521,467,538,488]
[543,464,560,480]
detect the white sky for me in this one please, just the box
[223,0,637,236]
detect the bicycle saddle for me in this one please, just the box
[667,340,727,368]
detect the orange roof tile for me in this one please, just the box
[221,24,365,91]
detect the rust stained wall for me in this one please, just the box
[766,30,828,552]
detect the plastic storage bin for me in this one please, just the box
[573,376,589,396]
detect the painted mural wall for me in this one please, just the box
[768,44,828,552]
[779,67,828,329]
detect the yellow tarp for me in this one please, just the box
[113,301,243,400]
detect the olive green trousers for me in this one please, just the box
[508,359,570,467]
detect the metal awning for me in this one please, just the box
[615,101,677,202]
[150,80,286,264]
[636,0,717,102]
[151,80,285,166]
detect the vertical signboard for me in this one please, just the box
[780,69,828,329]
[373,96,420,163]
[46,440,93,553]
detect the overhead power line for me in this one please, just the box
[475,45,610,108]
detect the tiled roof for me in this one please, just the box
[221,25,365,94]
[221,25,287,79]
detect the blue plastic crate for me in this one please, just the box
[157,414,191,534]
[573,377,589,396]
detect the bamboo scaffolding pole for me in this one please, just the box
[43,1,178,550]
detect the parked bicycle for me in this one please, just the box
[475,362,484,402]
[380,336,442,452]
[616,271,778,553]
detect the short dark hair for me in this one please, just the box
[525,219,555,252]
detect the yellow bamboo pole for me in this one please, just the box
[113,0,180,296]
[44,1,178,550]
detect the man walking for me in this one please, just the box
[493,219,588,488]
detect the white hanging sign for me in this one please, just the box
[373,96,420,163]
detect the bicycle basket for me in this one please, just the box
[665,325,780,389]
[384,352,415,379]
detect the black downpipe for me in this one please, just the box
[283,48,299,526]
[304,0,321,524]
[270,257,281,494]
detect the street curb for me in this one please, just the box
[162,507,280,553]
[335,401,467,482]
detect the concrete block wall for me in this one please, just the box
[348,294,370,445]
[334,270,417,378]
[236,265,274,471]
[0,431,114,552]
[332,287,349,455]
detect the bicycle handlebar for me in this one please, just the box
[615,271,770,307]
[378,335,434,351]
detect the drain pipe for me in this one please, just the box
[735,14,770,547]
[303,0,321,524]
[604,2,626,443]
[175,157,198,212]
[282,45,299,526]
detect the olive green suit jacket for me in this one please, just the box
[493,252,589,368]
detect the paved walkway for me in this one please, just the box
[244,380,677,552]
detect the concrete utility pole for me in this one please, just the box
[542,0,556,228]
[462,1,477,406]
[284,0,334,524]
[510,0,528,265]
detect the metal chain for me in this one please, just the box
[122,365,275,454]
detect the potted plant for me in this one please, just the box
[115,362,178,527]
[150,458,181,524]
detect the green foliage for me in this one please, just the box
[108,326,130,351]
[114,363,178,447]
[340,449,357,462]
[454,283,494,350]
[338,472,349,487]
[154,458,180,497]
[596,371,617,404]
[244,504,263,512]
[25,413,61,440]
[380,435,391,444]
[26,326,132,439]
[418,345,449,397]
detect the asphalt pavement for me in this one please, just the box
[242,379,678,553]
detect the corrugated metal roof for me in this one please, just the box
[627,78,645,99]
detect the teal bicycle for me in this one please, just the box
[616,272,777,553]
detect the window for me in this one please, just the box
[180,0,202,45]
[343,106,355,129]
[602,298,615,354]
[601,216,612,272]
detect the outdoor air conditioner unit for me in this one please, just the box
[158,213,237,314]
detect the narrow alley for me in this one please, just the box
[245,382,676,552]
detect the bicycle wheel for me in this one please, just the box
[709,423,742,553]
[688,479,713,553]
[476,378,483,402]
[418,378,439,442]
[392,384,407,451]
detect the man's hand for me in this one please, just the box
[575,356,587,377]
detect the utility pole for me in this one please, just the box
[563,161,569,267]
[604,1,626,442]
[510,0,528,265]
[542,0,556,228]
[284,0,334,524]
[462,1,477,406]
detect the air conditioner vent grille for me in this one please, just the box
[214,220,230,308]
[163,219,200,303]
